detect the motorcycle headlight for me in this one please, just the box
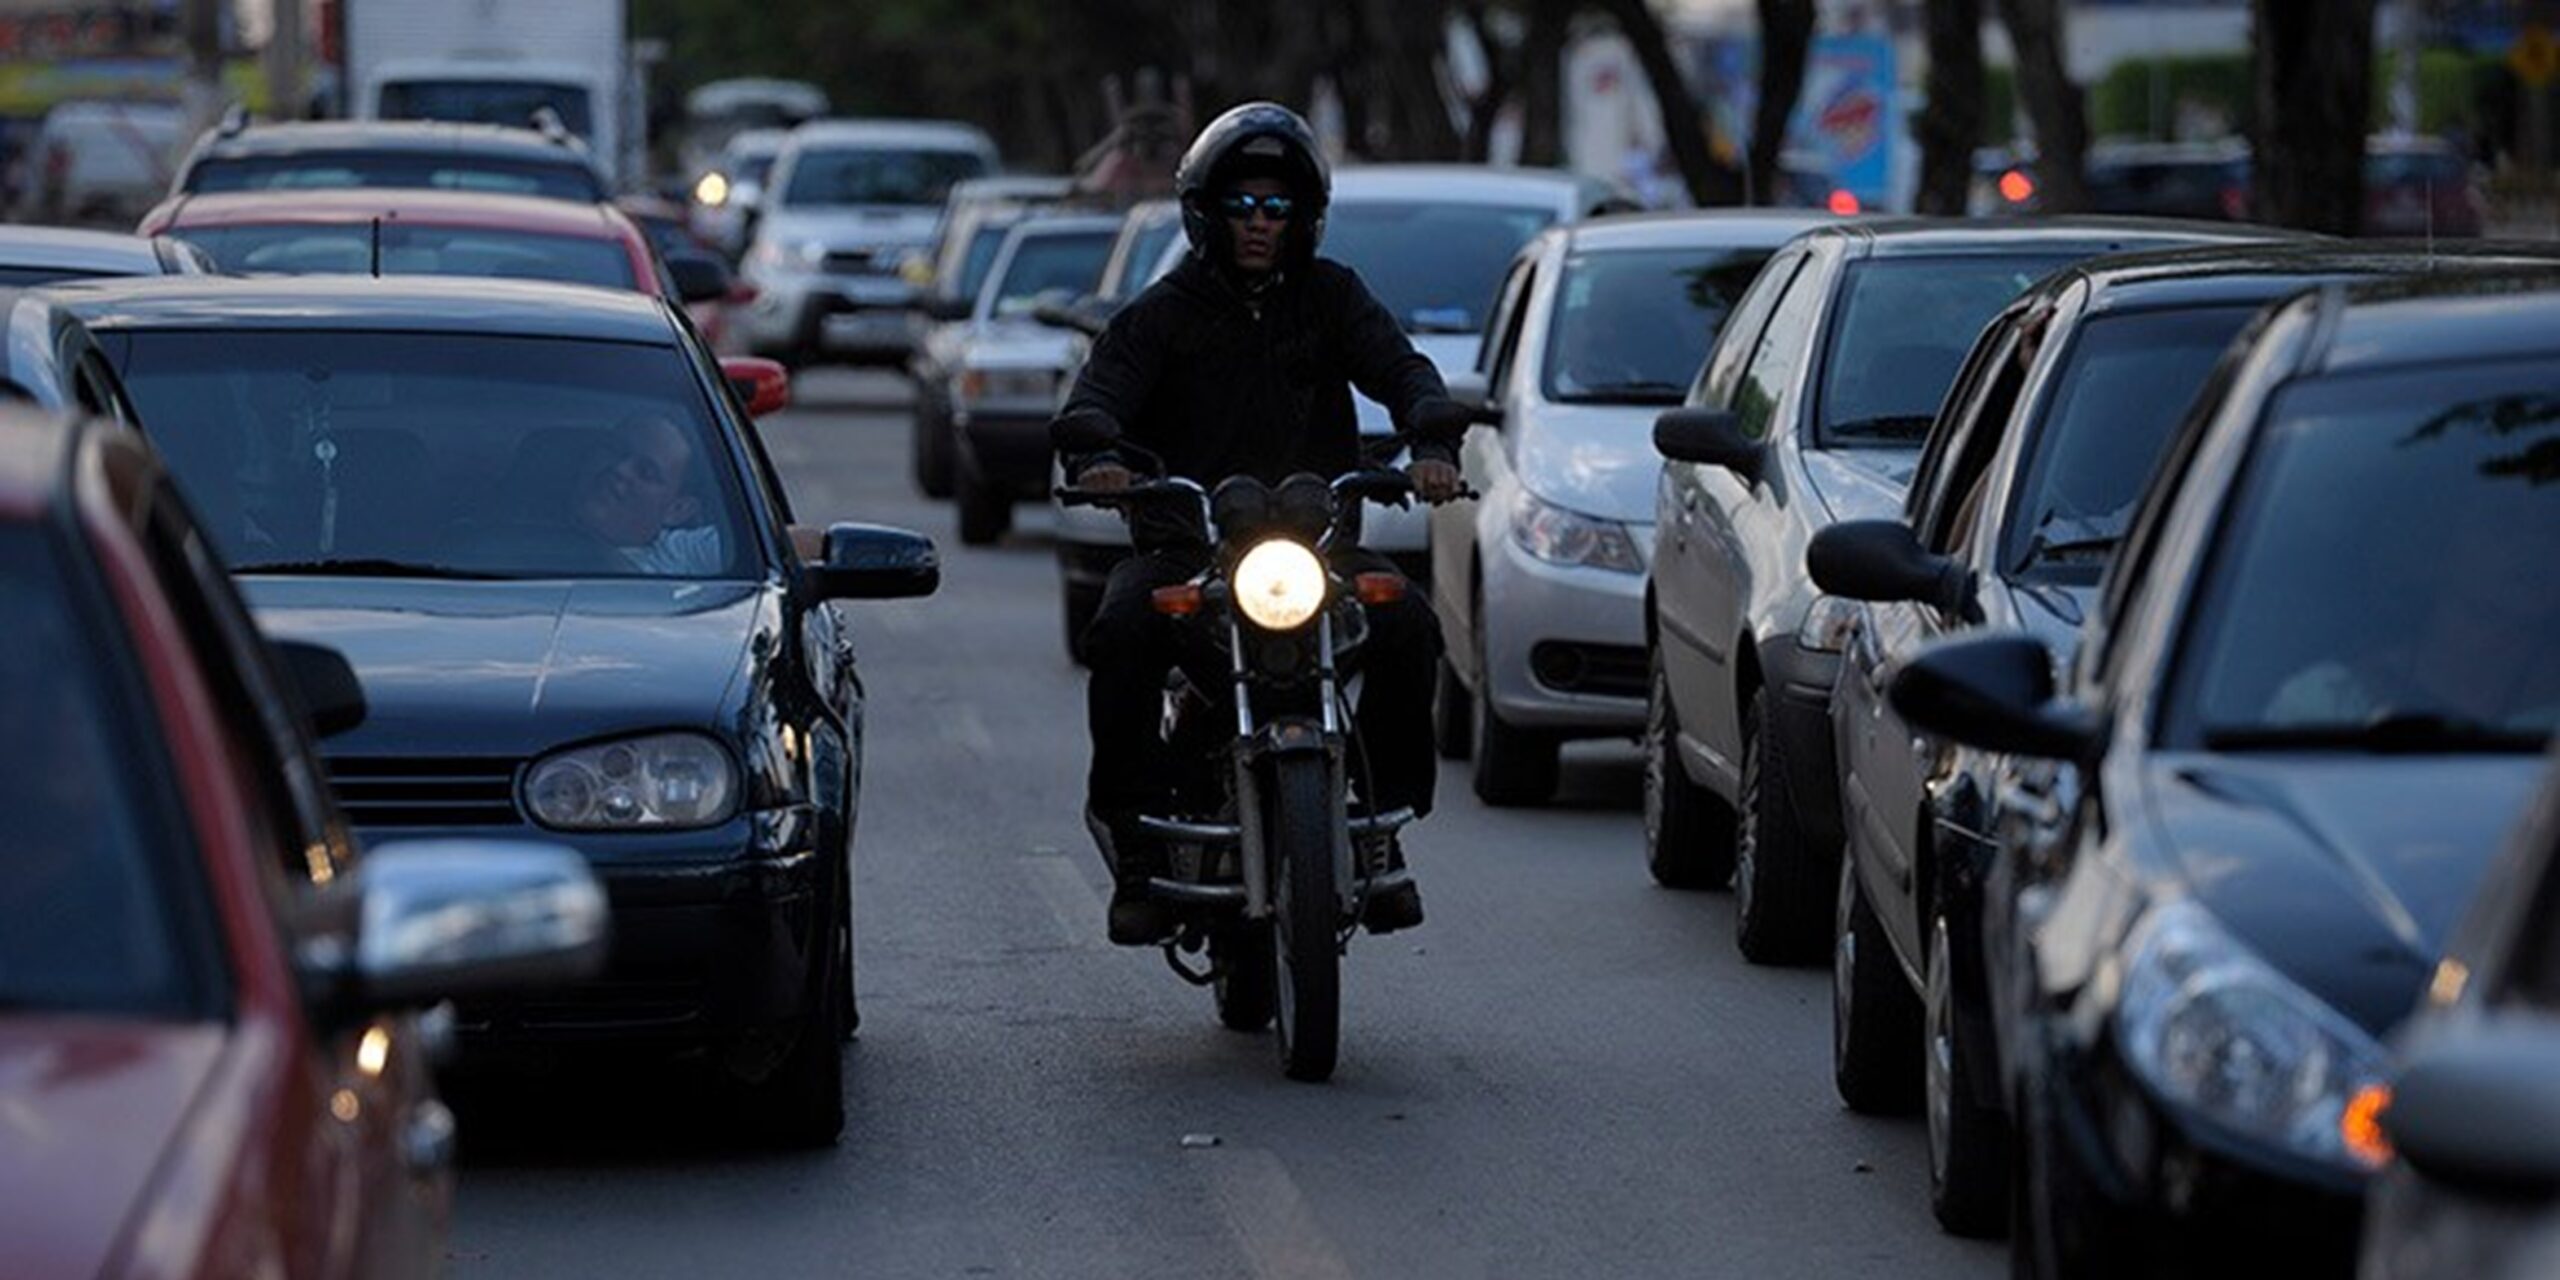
[1510,494,1643,574]
[1232,539,1327,631]
[521,732,739,831]
[1797,595,1863,653]
[2115,900,2389,1172]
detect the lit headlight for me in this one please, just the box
[1797,595,1862,652]
[955,366,1057,408]
[749,238,826,273]
[1510,495,1643,573]
[1232,539,1327,631]
[522,732,738,831]
[2116,900,2388,1172]
[693,170,730,207]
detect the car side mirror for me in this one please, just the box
[272,638,366,738]
[1032,294,1109,338]
[1654,406,1761,480]
[720,356,790,417]
[1888,632,2102,760]
[1808,520,1975,615]
[1443,369,1503,429]
[343,839,607,1011]
[803,522,940,600]
[2385,1025,2560,1196]
[667,252,732,306]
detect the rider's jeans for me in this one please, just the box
[1084,547,1442,827]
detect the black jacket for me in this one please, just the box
[1053,253,1457,490]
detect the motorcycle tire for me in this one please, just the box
[1212,921,1277,1032]
[1267,753,1341,1083]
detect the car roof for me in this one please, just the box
[0,226,173,273]
[2304,272,2560,376]
[949,175,1074,204]
[1806,215,2304,258]
[787,118,997,153]
[156,188,629,237]
[1559,209,1834,253]
[44,275,676,343]
[1332,164,1599,205]
[2054,240,2560,315]
[187,119,589,163]
[1006,213,1123,239]
[724,128,792,158]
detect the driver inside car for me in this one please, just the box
[1050,102,1468,947]
[573,412,724,575]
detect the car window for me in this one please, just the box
[1914,323,2025,551]
[2163,359,2560,747]
[1542,246,1772,407]
[377,79,595,137]
[186,153,605,202]
[952,224,1011,303]
[1817,254,2077,445]
[0,525,210,1018]
[1733,259,1827,443]
[1323,201,1558,334]
[1700,251,1801,407]
[108,330,761,582]
[781,147,988,208]
[176,222,640,290]
[1482,259,1538,390]
[1105,217,1180,301]
[2001,304,2260,582]
[981,230,1116,318]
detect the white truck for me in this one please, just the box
[344,0,644,189]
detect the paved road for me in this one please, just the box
[447,371,2002,1280]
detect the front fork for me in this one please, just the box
[1230,612,1357,922]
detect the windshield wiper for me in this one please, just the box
[1555,381,1688,405]
[236,557,510,580]
[1825,414,1935,441]
[2203,711,2551,754]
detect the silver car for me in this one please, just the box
[1429,210,1827,808]
[945,213,1125,545]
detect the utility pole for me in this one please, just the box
[181,0,227,138]
[265,0,308,121]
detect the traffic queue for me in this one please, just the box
[0,102,2552,1280]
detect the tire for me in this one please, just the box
[1928,910,2010,1237]
[1213,921,1277,1031]
[1063,578,1102,667]
[1733,687,1830,965]
[2010,1077,2130,1280]
[1468,604,1556,806]
[1832,855,1921,1115]
[913,400,955,499]
[956,469,1010,546]
[751,889,848,1147]
[1267,754,1340,1083]
[1431,654,1472,761]
[1643,647,1736,889]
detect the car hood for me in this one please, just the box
[0,1018,226,1280]
[244,577,768,758]
[2145,753,2543,1036]
[759,206,941,252]
[1798,447,1918,525]
[1514,400,1668,524]
[960,319,1082,367]
[1354,332,1481,442]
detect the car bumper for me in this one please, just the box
[741,270,922,362]
[1480,530,1648,734]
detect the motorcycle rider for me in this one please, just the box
[1052,102,1467,947]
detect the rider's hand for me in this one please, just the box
[1080,463,1135,493]
[1408,458,1462,504]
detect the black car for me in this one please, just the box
[1888,275,2560,1277]
[2365,747,2560,1280]
[1804,242,2560,1235]
[155,118,609,206]
[47,275,939,1145]
[1644,217,2297,964]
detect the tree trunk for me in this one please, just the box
[1750,0,1815,205]
[1368,0,1465,160]
[1913,0,1985,215]
[1595,0,1745,205]
[2251,0,2375,234]
[1518,0,1569,166]
[1995,0,2088,211]
[1459,2,1512,162]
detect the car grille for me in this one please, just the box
[1529,642,1648,700]
[326,756,522,828]
[821,249,882,275]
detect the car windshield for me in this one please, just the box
[0,527,200,1018]
[1819,254,2075,444]
[734,153,776,186]
[187,153,605,202]
[1323,200,1557,334]
[952,223,1011,303]
[1113,218,1181,297]
[2171,359,2560,748]
[1541,246,1772,405]
[376,80,595,138]
[982,230,1116,317]
[107,331,760,581]
[2005,304,2259,579]
[781,147,988,208]
[174,222,638,289]
[2367,149,2466,187]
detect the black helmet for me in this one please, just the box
[1174,101,1330,271]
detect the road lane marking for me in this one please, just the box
[1023,850,1103,947]
[1202,1147,1357,1280]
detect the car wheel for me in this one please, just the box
[1063,578,1102,666]
[1643,646,1736,889]
[1432,654,1472,761]
[2011,1076,2131,1280]
[1928,910,2008,1237]
[751,899,848,1148]
[1832,855,1921,1114]
[956,469,1010,546]
[1733,687,1829,965]
[913,401,955,499]
[1468,601,1556,806]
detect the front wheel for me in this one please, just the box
[1734,687,1830,965]
[1267,754,1340,1083]
[956,468,1011,546]
[1928,910,2010,1237]
[1643,647,1735,889]
[1832,855,1921,1115]
[913,400,955,499]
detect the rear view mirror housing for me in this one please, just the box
[805,522,940,600]
[1654,407,1761,480]
[2385,1025,2560,1196]
[1888,632,2103,761]
[272,638,366,738]
[720,356,791,417]
[1808,520,1975,616]
[1442,369,1503,428]
[666,252,733,306]
[340,838,607,1013]
[1032,294,1110,338]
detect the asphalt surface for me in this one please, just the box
[446,370,2002,1280]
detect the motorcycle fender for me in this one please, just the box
[1254,719,1331,757]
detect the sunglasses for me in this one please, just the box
[1216,191,1299,220]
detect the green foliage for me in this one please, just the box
[2088,52,2251,141]
[1982,63,2016,146]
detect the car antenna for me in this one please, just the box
[370,216,382,278]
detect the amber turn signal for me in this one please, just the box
[1353,572,1406,605]
[2341,1082,2393,1169]
[1151,584,1204,616]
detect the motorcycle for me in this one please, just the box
[1057,436,1465,1083]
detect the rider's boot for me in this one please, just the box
[1361,835,1424,933]
[1088,807,1177,946]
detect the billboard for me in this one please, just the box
[1694,32,1900,207]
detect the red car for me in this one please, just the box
[0,408,604,1279]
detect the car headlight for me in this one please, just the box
[749,238,826,273]
[693,170,730,207]
[521,732,739,831]
[1232,538,1327,631]
[1510,494,1643,573]
[955,366,1058,408]
[2115,900,2389,1172]
[1796,595,1862,652]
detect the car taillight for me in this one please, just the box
[1998,169,2035,205]
[1826,189,1862,216]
